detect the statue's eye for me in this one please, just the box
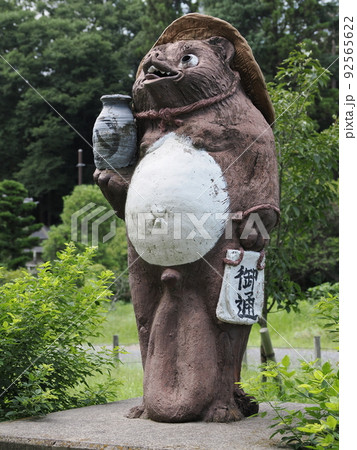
[179,54,199,68]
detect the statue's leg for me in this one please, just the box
[192,237,258,421]
[126,236,257,422]
[143,267,223,422]
[125,244,162,419]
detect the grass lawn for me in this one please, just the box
[85,299,336,403]
[90,301,139,345]
[248,300,336,349]
[91,299,336,349]
[85,361,259,403]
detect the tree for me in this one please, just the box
[0,180,42,269]
[42,184,128,275]
[0,0,139,223]
[127,0,199,68]
[201,0,339,128]
[263,44,338,317]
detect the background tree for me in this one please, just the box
[0,180,42,269]
[201,0,338,129]
[0,0,139,223]
[42,184,130,301]
[263,44,338,317]
[127,0,199,70]
[43,184,128,273]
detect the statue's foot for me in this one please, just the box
[203,400,244,422]
[126,403,149,419]
[234,388,259,417]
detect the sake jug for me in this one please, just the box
[92,94,137,170]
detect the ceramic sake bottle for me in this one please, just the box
[92,94,137,170]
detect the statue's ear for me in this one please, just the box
[206,36,235,64]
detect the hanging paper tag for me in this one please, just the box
[216,249,265,325]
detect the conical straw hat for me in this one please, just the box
[137,13,275,126]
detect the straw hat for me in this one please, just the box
[137,13,275,127]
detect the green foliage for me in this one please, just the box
[241,358,339,449]
[240,286,339,449]
[0,267,27,286]
[0,0,142,222]
[43,184,130,302]
[265,44,338,313]
[202,0,338,128]
[309,284,339,344]
[0,179,42,269]
[0,244,121,421]
[127,0,199,63]
[43,184,128,273]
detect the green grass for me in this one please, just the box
[98,362,143,400]
[90,301,138,345]
[115,363,143,399]
[83,300,335,403]
[71,361,143,404]
[91,299,336,350]
[248,300,336,349]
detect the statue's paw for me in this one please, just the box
[93,168,131,220]
[203,400,244,422]
[93,168,116,191]
[126,403,149,419]
[234,388,259,417]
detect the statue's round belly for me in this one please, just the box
[125,133,230,266]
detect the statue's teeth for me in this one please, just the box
[147,66,172,77]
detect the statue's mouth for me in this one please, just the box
[143,63,182,83]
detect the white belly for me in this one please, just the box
[125,133,230,266]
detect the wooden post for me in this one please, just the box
[113,334,119,360]
[260,327,276,362]
[314,336,321,366]
[77,149,85,185]
[260,327,283,395]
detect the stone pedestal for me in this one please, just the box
[0,397,306,449]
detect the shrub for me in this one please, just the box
[239,285,339,449]
[0,267,27,286]
[42,185,128,274]
[0,244,122,421]
[43,185,130,302]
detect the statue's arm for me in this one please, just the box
[236,207,280,252]
[94,167,134,220]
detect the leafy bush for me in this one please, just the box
[0,267,27,286]
[0,244,121,421]
[43,185,127,271]
[240,285,339,449]
[43,185,130,301]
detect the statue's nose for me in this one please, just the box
[146,49,165,64]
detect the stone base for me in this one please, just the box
[0,397,305,449]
